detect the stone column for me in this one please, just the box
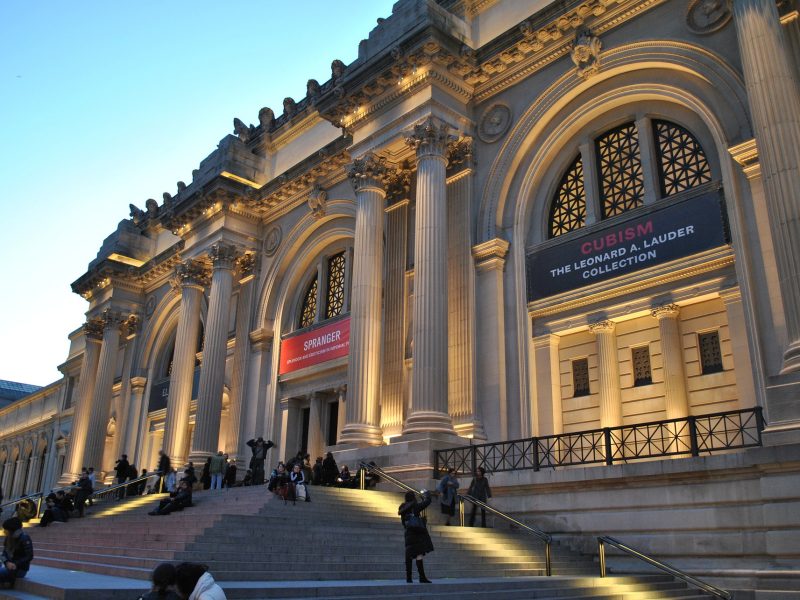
[532,333,563,437]
[11,459,25,498]
[1,462,13,497]
[720,288,759,409]
[83,310,127,471]
[380,165,412,440]
[123,376,147,459]
[25,453,40,495]
[340,153,389,446]
[652,304,690,419]
[404,117,456,435]
[473,238,510,442]
[446,137,483,439]
[589,320,623,428]
[732,0,800,372]
[191,243,239,460]
[781,8,800,80]
[241,327,273,467]
[225,253,257,460]
[336,386,346,443]
[63,318,103,481]
[307,392,325,460]
[163,259,208,467]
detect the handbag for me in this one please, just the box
[405,514,427,532]
[295,483,307,500]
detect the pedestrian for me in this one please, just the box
[224,458,237,488]
[467,467,492,527]
[87,467,96,505]
[437,468,460,526]
[398,490,433,584]
[246,437,274,485]
[321,452,338,486]
[115,454,130,499]
[157,450,171,493]
[201,457,211,490]
[0,517,33,589]
[74,470,92,517]
[138,562,180,600]
[209,451,226,490]
[174,562,226,599]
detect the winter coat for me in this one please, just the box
[437,474,459,508]
[468,475,492,502]
[2,529,33,575]
[398,494,434,558]
[115,459,130,480]
[321,456,338,485]
[188,571,227,600]
[209,454,226,476]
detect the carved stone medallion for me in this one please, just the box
[571,27,602,79]
[264,226,282,257]
[478,104,512,143]
[686,0,732,35]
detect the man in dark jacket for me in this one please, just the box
[148,480,192,516]
[246,437,274,485]
[156,450,170,493]
[74,471,93,517]
[467,467,492,527]
[115,454,130,499]
[0,517,33,587]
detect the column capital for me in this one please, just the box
[249,327,273,351]
[346,152,391,193]
[447,135,474,174]
[589,319,615,333]
[130,376,147,392]
[384,160,413,204]
[237,252,258,284]
[209,242,240,271]
[473,238,510,271]
[175,259,211,289]
[121,314,140,339]
[728,138,761,179]
[651,303,680,320]
[83,318,105,341]
[100,309,127,332]
[405,117,455,160]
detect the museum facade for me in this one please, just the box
[2,2,800,582]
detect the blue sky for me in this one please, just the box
[0,1,396,385]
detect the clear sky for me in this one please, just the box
[0,0,397,386]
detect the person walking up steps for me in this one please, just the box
[398,490,434,584]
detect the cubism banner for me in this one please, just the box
[279,316,351,375]
[526,191,729,301]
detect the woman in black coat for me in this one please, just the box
[398,490,434,583]
[321,452,338,486]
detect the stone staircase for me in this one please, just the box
[1,485,721,599]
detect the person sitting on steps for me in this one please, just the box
[149,480,193,516]
[0,517,33,589]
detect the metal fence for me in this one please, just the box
[434,407,764,477]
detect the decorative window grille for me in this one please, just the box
[299,278,318,329]
[632,346,653,386]
[653,120,712,197]
[549,155,586,238]
[572,358,590,397]
[596,122,644,218]
[326,252,346,319]
[699,331,723,374]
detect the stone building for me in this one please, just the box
[3,0,800,591]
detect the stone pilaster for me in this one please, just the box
[191,242,239,460]
[1,462,13,498]
[225,253,257,460]
[122,376,147,459]
[732,0,800,373]
[83,310,126,471]
[340,153,389,445]
[241,327,273,467]
[25,454,41,495]
[532,333,563,436]
[62,318,103,481]
[404,117,456,435]
[163,259,208,467]
[589,320,623,428]
[307,392,325,460]
[652,304,690,419]
[11,459,25,498]
[473,238,510,442]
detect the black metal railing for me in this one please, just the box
[598,536,731,599]
[435,407,763,477]
[458,494,552,576]
[90,473,162,501]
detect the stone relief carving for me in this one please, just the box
[571,27,602,79]
[405,117,453,158]
[145,199,159,218]
[686,0,732,35]
[447,136,474,171]
[144,295,157,319]
[258,107,275,129]
[478,104,512,143]
[331,59,346,81]
[264,226,282,257]
[307,184,328,219]
[346,152,391,191]
[237,253,257,279]
[233,117,254,142]
[306,79,321,104]
[176,181,187,193]
[384,161,413,204]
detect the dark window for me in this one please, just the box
[653,120,712,197]
[596,122,644,218]
[572,358,590,397]
[326,252,346,319]
[63,377,76,409]
[632,346,653,386]
[699,331,723,374]
[299,278,318,329]
[549,155,586,238]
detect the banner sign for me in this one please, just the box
[148,368,200,412]
[526,192,729,301]
[279,316,350,375]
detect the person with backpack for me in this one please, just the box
[437,468,460,526]
[398,490,433,583]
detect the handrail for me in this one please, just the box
[458,493,552,576]
[597,535,731,599]
[91,473,161,499]
[0,492,45,519]
[358,461,423,496]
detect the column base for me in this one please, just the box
[403,410,456,435]
[453,417,487,441]
[188,451,214,466]
[780,340,800,374]
[338,423,384,446]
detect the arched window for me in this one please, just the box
[297,249,351,330]
[548,118,712,238]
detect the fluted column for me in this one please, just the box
[83,310,129,471]
[590,320,623,427]
[340,153,389,445]
[1,462,13,497]
[733,0,800,372]
[25,454,40,495]
[11,459,25,498]
[191,242,239,459]
[225,253,257,459]
[652,305,690,419]
[122,376,147,458]
[404,117,456,435]
[62,319,103,481]
[163,260,208,467]
[307,392,325,459]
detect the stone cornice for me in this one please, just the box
[472,237,510,268]
[729,139,761,180]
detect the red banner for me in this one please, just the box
[279,317,350,375]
